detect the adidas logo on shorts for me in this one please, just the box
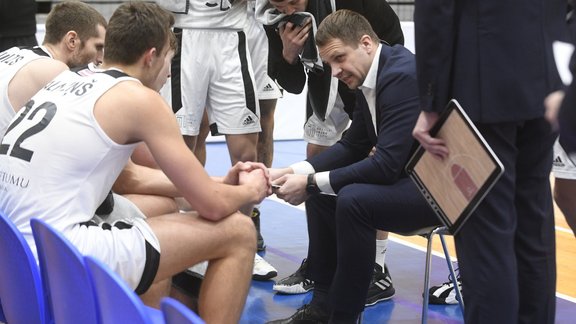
[242,115,256,126]
[553,156,565,168]
[263,83,274,92]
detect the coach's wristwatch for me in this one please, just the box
[306,173,321,195]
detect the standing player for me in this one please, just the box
[246,0,283,253]
[157,0,278,280]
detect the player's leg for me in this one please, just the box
[123,193,179,218]
[148,211,256,322]
[553,178,576,235]
[193,111,211,166]
[225,133,258,165]
[552,138,576,236]
[171,29,210,156]
[139,278,172,308]
[258,99,277,167]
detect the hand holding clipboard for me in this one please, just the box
[406,99,504,234]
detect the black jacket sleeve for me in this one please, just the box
[264,24,307,94]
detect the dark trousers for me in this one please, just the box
[455,119,556,324]
[305,177,439,315]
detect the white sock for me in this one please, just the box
[375,239,388,270]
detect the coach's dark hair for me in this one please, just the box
[43,0,107,45]
[315,9,379,48]
[104,2,175,65]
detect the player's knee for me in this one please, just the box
[228,212,257,249]
[235,150,257,163]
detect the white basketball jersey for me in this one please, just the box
[0,46,52,137]
[173,0,247,30]
[0,69,138,242]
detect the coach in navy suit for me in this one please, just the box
[268,10,439,323]
[413,1,567,323]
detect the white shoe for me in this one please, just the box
[253,254,277,281]
[187,261,208,278]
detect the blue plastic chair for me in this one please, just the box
[84,256,164,324]
[161,297,205,324]
[30,218,99,324]
[0,302,5,323]
[0,214,51,324]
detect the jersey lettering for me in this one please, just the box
[205,0,231,11]
[0,100,57,162]
[0,52,24,65]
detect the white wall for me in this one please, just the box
[35,22,415,142]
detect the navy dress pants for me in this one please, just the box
[305,177,439,315]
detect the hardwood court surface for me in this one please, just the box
[391,176,576,300]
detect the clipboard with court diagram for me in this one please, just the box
[405,99,504,234]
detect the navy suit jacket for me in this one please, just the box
[414,0,567,123]
[307,44,420,192]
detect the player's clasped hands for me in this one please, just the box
[236,162,273,202]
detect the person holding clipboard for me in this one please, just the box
[413,0,566,323]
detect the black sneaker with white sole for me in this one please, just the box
[265,303,329,324]
[252,208,266,251]
[365,263,395,307]
[429,271,462,305]
[273,258,315,294]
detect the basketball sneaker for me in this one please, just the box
[273,258,315,294]
[252,208,266,251]
[253,254,278,281]
[365,263,395,306]
[265,303,329,324]
[428,271,462,305]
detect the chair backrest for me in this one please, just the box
[0,214,50,324]
[161,297,205,324]
[84,256,164,324]
[0,301,5,323]
[30,218,99,324]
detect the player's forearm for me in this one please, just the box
[190,182,263,221]
[113,162,181,197]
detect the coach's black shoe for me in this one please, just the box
[365,264,395,306]
[266,304,329,324]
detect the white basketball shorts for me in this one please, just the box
[553,138,576,180]
[76,194,161,294]
[303,95,351,146]
[246,10,282,100]
[172,28,261,136]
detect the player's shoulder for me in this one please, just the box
[25,57,67,74]
[16,57,68,86]
[104,77,165,112]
